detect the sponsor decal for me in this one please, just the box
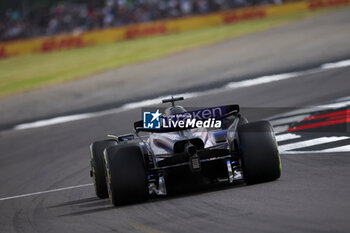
[0,46,7,58]
[143,107,225,129]
[41,36,84,52]
[126,24,167,39]
[223,10,266,24]
[309,0,350,10]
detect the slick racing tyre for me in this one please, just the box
[237,121,281,184]
[90,140,117,199]
[104,144,148,206]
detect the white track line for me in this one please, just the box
[282,148,350,154]
[273,125,290,134]
[270,114,310,126]
[278,136,349,152]
[321,59,350,69]
[275,133,301,142]
[224,72,301,89]
[322,145,350,152]
[0,183,93,201]
[12,59,350,130]
[334,96,350,102]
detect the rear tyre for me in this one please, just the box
[105,144,148,206]
[237,121,281,184]
[90,140,117,199]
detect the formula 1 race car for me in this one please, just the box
[89,97,281,206]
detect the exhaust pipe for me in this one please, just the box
[185,143,197,157]
[185,143,200,172]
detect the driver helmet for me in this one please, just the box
[164,106,187,116]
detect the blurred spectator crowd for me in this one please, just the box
[0,0,285,42]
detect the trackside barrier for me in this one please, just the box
[0,0,349,59]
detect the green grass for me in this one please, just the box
[0,11,325,97]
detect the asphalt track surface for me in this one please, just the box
[1,66,350,232]
[1,10,350,233]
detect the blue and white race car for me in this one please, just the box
[89,97,281,206]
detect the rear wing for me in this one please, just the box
[134,104,239,133]
[134,120,187,133]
